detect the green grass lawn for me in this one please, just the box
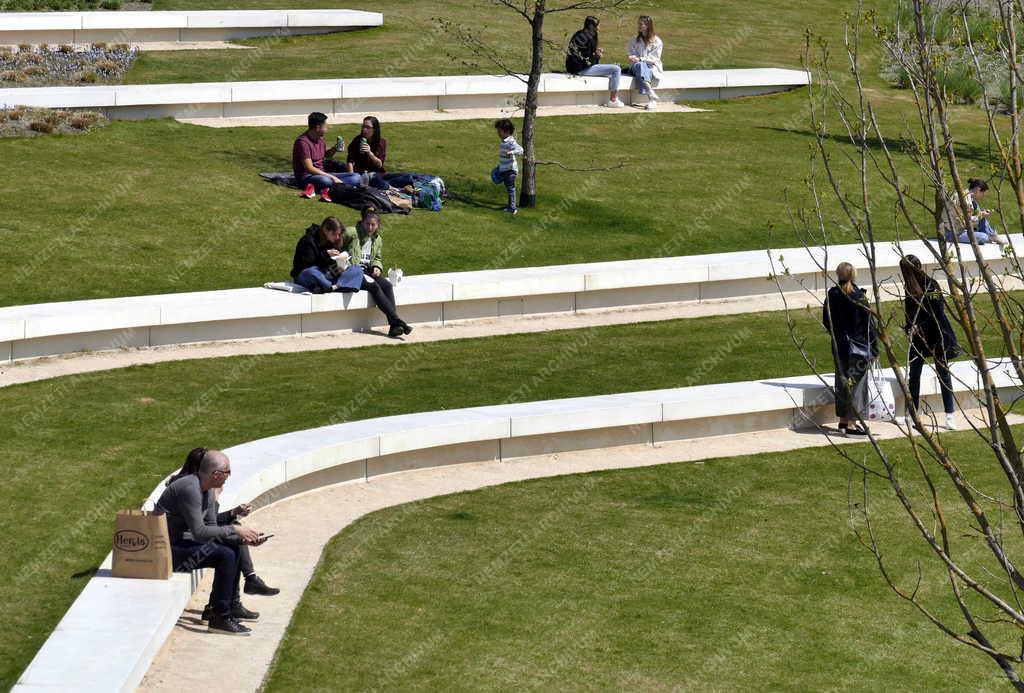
[0,302,1016,688]
[264,437,1014,691]
[0,85,1001,308]
[129,0,815,85]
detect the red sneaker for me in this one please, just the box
[300,183,315,199]
[320,187,333,203]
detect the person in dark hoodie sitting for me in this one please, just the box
[291,215,345,293]
[822,261,878,436]
[292,215,412,338]
[565,15,625,108]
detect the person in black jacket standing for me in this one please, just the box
[822,262,877,436]
[900,255,960,429]
[566,16,625,108]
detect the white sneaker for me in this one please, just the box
[603,99,625,108]
[647,87,659,101]
[645,100,657,110]
[945,413,957,430]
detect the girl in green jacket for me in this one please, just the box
[342,206,411,339]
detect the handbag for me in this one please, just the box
[862,361,896,422]
[848,337,872,359]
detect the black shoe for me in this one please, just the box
[388,324,405,338]
[839,424,869,437]
[230,602,260,621]
[202,602,260,622]
[402,322,413,336]
[244,574,280,596]
[208,613,251,636]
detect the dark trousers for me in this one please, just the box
[909,352,955,414]
[833,354,870,420]
[362,267,401,327]
[172,539,242,616]
[239,543,254,578]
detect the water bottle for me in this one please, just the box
[335,135,344,154]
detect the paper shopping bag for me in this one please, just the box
[112,510,172,580]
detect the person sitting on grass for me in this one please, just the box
[491,118,524,216]
[566,15,625,108]
[341,206,413,339]
[346,116,388,187]
[166,447,280,599]
[155,448,266,636]
[293,111,344,203]
[291,216,346,293]
[626,15,663,110]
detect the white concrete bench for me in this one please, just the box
[0,10,383,48]
[0,237,1012,365]
[14,357,1018,692]
[0,68,809,121]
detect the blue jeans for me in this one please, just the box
[334,172,364,186]
[381,172,431,188]
[578,63,621,93]
[295,266,335,292]
[298,173,335,193]
[492,167,517,210]
[172,539,242,616]
[948,228,991,244]
[627,61,654,93]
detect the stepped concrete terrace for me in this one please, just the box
[0,68,809,122]
[0,237,1015,365]
[0,9,383,48]
[14,357,1018,693]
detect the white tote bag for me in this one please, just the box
[862,361,896,422]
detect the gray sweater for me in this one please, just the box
[155,474,237,544]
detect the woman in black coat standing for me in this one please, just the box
[900,255,960,429]
[822,262,877,436]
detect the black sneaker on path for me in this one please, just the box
[244,574,281,596]
[208,614,251,636]
[202,602,260,622]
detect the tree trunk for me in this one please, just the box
[519,1,545,209]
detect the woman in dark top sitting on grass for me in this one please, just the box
[822,261,877,436]
[900,255,961,430]
[347,116,388,187]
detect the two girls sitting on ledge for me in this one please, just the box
[565,14,664,110]
[290,210,412,339]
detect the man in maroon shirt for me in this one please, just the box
[293,112,343,202]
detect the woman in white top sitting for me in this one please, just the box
[626,15,664,110]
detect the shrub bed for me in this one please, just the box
[0,106,105,137]
[0,45,135,86]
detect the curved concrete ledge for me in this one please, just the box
[0,237,1014,365]
[14,358,1021,691]
[0,10,383,48]
[0,68,808,121]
